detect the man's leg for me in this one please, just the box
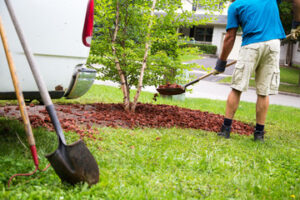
[256,95,269,125]
[218,88,242,138]
[254,95,269,141]
[225,88,242,119]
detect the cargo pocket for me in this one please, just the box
[270,70,280,92]
[268,42,280,64]
[231,63,245,86]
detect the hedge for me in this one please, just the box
[179,43,217,55]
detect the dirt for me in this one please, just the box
[157,83,185,95]
[0,103,254,139]
[158,83,184,89]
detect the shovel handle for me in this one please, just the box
[184,60,237,89]
[5,0,66,144]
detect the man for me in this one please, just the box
[215,0,286,141]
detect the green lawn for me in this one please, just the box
[0,85,299,199]
[280,67,300,85]
[179,54,202,62]
[219,66,300,95]
[178,47,203,62]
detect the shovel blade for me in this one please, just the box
[156,88,185,95]
[46,139,99,186]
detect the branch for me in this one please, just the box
[131,0,157,112]
[111,1,130,111]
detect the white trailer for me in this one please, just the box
[0,0,96,101]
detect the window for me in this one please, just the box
[194,27,213,42]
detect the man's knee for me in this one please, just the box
[232,88,242,96]
[257,94,268,99]
[256,95,269,107]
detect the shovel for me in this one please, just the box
[4,0,99,185]
[157,61,237,96]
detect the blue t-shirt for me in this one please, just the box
[226,0,286,46]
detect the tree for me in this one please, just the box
[279,0,293,34]
[279,0,300,86]
[89,0,223,112]
[279,1,294,67]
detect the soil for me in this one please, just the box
[157,83,185,95]
[0,103,254,140]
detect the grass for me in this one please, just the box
[178,47,203,62]
[219,66,300,95]
[179,54,202,62]
[1,85,300,199]
[280,67,300,85]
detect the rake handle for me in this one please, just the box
[0,16,38,167]
[4,0,66,144]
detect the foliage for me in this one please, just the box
[178,47,203,62]
[180,43,217,54]
[151,34,179,58]
[197,44,217,54]
[278,0,293,34]
[88,0,224,111]
[193,0,228,14]
[1,85,300,199]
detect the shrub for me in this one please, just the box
[179,43,217,54]
[197,44,217,54]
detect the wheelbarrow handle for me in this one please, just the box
[183,60,237,89]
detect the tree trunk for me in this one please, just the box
[131,0,157,112]
[285,42,294,67]
[298,72,300,87]
[111,1,130,111]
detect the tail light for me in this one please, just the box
[82,0,94,47]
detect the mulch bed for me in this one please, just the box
[0,103,254,139]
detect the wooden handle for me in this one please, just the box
[0,16,36,147]
[184,60,237,89]
[5,0,66,144]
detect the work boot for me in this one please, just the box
[217,124,231,139]
[254,130,264,142]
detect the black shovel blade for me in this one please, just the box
[45,139,99,186]
[156,88,185,96]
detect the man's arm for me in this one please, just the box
[214,28,238,73]
[220,28,238,61]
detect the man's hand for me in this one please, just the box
[291,21,300,40]
[291,0,300,40]
[214,59,227,74]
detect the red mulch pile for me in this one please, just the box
[158,83,184,89]
[0,103,254,139]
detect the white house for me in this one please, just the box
[178,0,300,65]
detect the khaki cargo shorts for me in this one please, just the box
[231,39,280,96]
